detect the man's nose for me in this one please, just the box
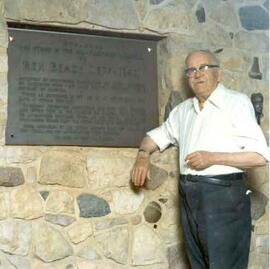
[194,69,203,78]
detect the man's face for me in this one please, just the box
[185,52,221,99]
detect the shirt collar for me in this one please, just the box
[192,83,225,112]
[208,83,225,109]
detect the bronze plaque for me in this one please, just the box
[6,28,158,146]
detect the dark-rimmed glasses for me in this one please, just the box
[185,64,220,77]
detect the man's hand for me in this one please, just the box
[131,152,150,187]
[185,151,214,170]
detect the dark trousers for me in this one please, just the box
[179,174,251,269]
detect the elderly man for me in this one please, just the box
[131,50,269,269]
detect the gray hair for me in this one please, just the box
[185,49,220,68]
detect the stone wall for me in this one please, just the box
[0,0,268,268]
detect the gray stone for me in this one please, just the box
[0,167,24,187]
[263,0,269,10]
[32,222,73,262]
[203,22,232,47]
[150,0,165,5]
[0,253,15,269]
[45,214,76,226]
[5,0,87,23]
[261,55,269,83]
[235,31,269,53]
[0,220,32,256]
[239,6,269,30]
[249,57,263,80]
[133,0,149,21]
[145,164,168,190]
[86,0,139,29]
[164,91,183,121]
[143,201,162,223]
[95,218,128,230]
[167,244,189,269]
[94,226,129,264]
[77,194,111,218]
[77,245,101,260]
[256,235,269,253]
[184,0,198,8]
[250,190,268,220]
[195,4,206,23]
[203,0,239,30]
[144,0,197,35]
[4,0,19,19]
[6,255,30,269]
[40,191,49,200]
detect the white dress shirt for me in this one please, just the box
[147,83,270,175]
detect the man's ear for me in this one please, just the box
[217,68,223,82]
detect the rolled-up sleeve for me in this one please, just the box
[232,95,270,161]
[147,106,180,152]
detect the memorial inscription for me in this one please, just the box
[6,28,158,146]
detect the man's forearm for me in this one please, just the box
[131,136,158,187]
[138,136,159,156]
[211,152,267,168]
[186,151,267,170]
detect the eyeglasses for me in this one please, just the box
[185,64,220,77]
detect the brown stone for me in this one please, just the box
[0,253,16,269]
[39,151,87,188]
[143,201,162,223]
[87,151,135,189]
[0,220,32,256]
[131,215,142,225]
[10,185,44,220]
[132,224,165,265]
[235,31,269,53]
[0,167,24,187]
[144,164,168,190]
[0,192,8,220]
[0,21,8,48]
[250,190,268,220]
[32,222,73,262]
[94,226,129,264]
[67,221,93,244]
[26,167,37,183]
[45,191,74,214]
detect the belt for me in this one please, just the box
[180,173,244,187]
